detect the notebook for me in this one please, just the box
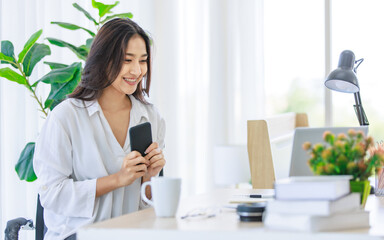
[288,126,369,177]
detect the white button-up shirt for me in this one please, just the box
[33,95,165,240]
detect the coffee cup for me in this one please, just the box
[141,177,181,217]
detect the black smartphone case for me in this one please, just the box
[129,122,153,156]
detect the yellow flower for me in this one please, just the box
[334,140,345,150]
[347,162,357,174]
[348,129,357,137]
[354,142,365,156]
[325,163,336,174]
[321,149,332,160]
[337,133,347,141]
[323,131,334,144]
[302,142,311,151]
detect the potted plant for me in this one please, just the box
[302,129,384,207]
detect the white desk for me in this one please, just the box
[78,189,384,240]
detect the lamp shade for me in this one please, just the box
[325,50,360,93]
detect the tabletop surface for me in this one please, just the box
[78,188,384,240]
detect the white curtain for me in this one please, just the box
[0,0,264,238]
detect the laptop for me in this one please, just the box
[288,126,369,177]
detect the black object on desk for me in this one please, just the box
[236,202,267,222]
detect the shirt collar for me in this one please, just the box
[69,98,100,116]
[72,95,150,122]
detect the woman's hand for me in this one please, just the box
[143,142,166,180]
[116,151,150,187]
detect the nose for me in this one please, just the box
[129,61,141,76]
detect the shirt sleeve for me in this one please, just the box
[33,112,96,218]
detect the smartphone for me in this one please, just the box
[129,122,153,156]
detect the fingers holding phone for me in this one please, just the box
[144,142,166,177]
[117,151,150,187]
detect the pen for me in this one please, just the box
[234,194,274,198]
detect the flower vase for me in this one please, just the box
[350,180,371,208]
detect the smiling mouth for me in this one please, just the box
[123,77,137,83]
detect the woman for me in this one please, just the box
[33,18,166,240]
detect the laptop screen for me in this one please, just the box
[289,126,369,177]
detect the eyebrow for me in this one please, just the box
[126,53,148,57]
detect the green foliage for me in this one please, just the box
[15,143,37,182]
[23,43,51,76]
[0,68,27,85]
[47,38,88,61]
[303,129,384,181]
[50,0,132,61]
[0,0,134,182]
[1,41,17,67]
[43,62,82,110]
[92,0,120,18]
[18,29,43,64]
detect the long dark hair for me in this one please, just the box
[68,18,151,103]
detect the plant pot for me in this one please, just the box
[350,180,371,208]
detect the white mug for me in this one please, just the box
[141,177,181,217]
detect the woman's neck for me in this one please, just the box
[98,86,132,112]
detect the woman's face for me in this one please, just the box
[111,34,148,96]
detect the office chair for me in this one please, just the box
[4,195,45,240]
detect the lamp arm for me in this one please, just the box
[353,58,364,73]
[353,91,369,126]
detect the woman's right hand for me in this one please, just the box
[116,151,150,187]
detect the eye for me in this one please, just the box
[140,59,147,63]
[125,59,132,62]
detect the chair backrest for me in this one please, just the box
[36,195,46,240]
[247,112,308,189]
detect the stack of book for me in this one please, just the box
[263,176,370,232]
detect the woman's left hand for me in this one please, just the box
[143,142,166,180]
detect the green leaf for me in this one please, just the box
[92,0,119,18]
[40,62,81,84]
[47,38,87,61]
[0,67,27,85]
[22,43,51,77]
[44,61,68,70]
[0,53,15,64]
[44,63,82,110]
[73,3,98,25]
[18,29,43,64]
[1,41,17,67]
[100,12,133,24]
[51,22,95,37]
[15,142,37,182]
[86,38,93,50]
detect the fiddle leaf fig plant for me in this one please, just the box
[0,30,82,182]
[0,0,133,182]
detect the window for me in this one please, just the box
[332,0,384,141]
[264,0,325,127]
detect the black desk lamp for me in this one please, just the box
[325,50,369,126]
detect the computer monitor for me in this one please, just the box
[289,126,369,177]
